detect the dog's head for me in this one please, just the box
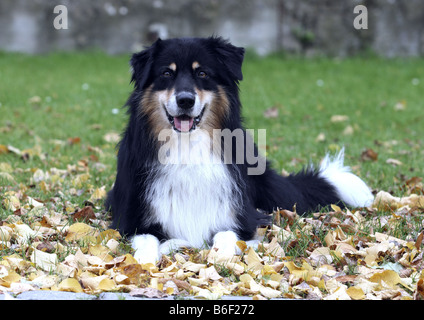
[130,37,244,136]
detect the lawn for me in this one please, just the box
[0,51,423,299]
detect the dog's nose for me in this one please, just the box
[176,92,195,109]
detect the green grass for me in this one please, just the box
[241,55,424,193]
[0,51,423,226]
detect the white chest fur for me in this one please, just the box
[146,129,240,248]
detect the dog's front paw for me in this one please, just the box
[159,239,192,255]
[212,231,239,256]
[131,234,160,264]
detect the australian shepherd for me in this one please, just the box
[106,36,374,263]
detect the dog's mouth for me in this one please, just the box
[165,108,205,132]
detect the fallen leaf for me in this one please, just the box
[73,206,96,221]
[369,270,401,288]
[331,115,349,122]
[67,137,81,145]
[415,231,424,250]
[65,222,96,242]
[386,158,402,166]
[309,247,333,265]
[245,247,263,274]
[263,106,279,118]
[346,286,365,300]
[361,148,378,162]
[103,132,120,143]
[129,287,167,298]
[315,132,326,142]
[414,279,424,300]
[58,278,83,293]
[89,186,107,202]
[30,248,58,272]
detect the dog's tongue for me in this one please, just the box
[174,116,194,132]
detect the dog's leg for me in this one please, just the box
[131,234,160,264]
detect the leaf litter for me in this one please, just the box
[1,143,424,300]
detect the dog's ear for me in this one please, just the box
[209,37,245,82]
[130,39,161,89]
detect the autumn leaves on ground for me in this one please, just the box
[1,53,424,300]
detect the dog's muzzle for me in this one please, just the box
[165,92,205,133]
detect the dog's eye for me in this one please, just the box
[162,70,173,77]
[197,71,207,78]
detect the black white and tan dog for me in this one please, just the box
[106,37,374,264]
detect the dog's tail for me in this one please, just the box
[254,148,374,214]
[317,148,374,208]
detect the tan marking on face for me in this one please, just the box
[169,63,177,71]
[140,86,174,139]
[197,86,230,137]
[192,61,200,70]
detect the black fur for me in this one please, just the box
[106,36,341,244]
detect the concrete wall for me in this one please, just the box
[0,0,423,57]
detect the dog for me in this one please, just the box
[106,36,374,264]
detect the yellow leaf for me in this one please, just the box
[121,254,139,266]
[80,273,106,291]
[0,271,21,287]
[58,278,83,293]
[236,240,247,253]
[182,261,206,273]
[2,195,20,211]
[239,274,254,286]
[89,186,107,202]
[369,270,401,288]
[0,145,9,154]
[65,222,96,242]
[346,286,365,300]
[97,229,121,244]
[98,278,117,291]
[261,265,277,276]
[30,248,58,272]
[331,204,342,212]
[88,244,113,261]
[264,237,285,258]
[72,173,90,188]
[245,247,263,273]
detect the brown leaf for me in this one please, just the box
[415,231,424,250]
[67,137,81,145]
[36,241,55,253]
[361,148,378,162]
[335,275,357,284]
[414,279,424,300]
[73,206,96,221]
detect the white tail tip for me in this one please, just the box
[319,148,374,207]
